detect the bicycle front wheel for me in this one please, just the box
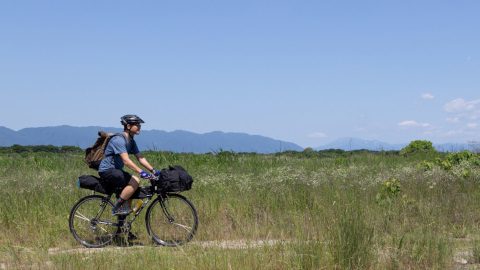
[69,195,117,248]
[145,193,198,246]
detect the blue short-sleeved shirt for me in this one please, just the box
[98,134,140,172]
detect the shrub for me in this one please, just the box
[445,150,479,166]
[376,178,401,206]
[434,150,479,171]
[303,147,315,153]
[437,158,453,171]
[400,140,436,156]
[417,160,434,171]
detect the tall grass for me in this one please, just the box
[328,195,375,269]
[0,150,478,268]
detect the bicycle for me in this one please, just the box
[69,175,198,248]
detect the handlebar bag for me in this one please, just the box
[157,165,193,192]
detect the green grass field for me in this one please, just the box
[1,150,480,269]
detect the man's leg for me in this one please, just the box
[115,175,141,240]
[112,175,140,215]
[118,176,140,200]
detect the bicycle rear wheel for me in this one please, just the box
[69,195,117,248]
[145,193,198,246]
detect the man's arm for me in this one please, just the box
[119,153,143,174]
[135,153,155,173]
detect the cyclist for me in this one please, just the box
[98,114,160,216]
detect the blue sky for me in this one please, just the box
[0,1,479,147]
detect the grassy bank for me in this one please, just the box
[0,150,479,269]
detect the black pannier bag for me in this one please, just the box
[77,175,110,194]
[156,165,193,192]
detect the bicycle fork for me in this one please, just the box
[160,197,175,223]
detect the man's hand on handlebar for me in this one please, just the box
[140,170,155,179]
[152,168,162,177]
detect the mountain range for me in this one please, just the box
[0,126,303,153]
[0,126,476,153]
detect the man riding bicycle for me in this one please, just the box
[98,114,160,216]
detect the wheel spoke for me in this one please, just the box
[96,224,109,233]
[96,220,115,226]
[74,212,91,222]
[171,222,192,232]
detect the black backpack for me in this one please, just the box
[156,165,193,192]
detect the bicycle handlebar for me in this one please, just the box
[146,175,160,184]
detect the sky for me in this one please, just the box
[0,1,479,148]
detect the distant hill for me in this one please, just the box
[315,137,404,151]
[315,137,477,152]
[433,143,477,152]
[1,127,475,153]
[0,126,303,153]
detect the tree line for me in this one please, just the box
[0,144,82,153]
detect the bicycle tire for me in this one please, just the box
[145,193,198,246]
[69,195,117,248]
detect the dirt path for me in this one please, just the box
[47,239,287,255]
[0,240,286,269]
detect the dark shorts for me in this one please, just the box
[98,169,133,191]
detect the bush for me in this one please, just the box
[400,140,436,156]
[433,151,480,171]
[376,178,401,206]
[417,160,434,171]
[445,151,479,166]
[303,147,315,153]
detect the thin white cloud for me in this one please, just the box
[439,128,480,140]
[471,113,480,120]
[443,130,463,137]
[421,93,434,100]
[307,132,327,138]
[446,117,460,123]
[398,120,431,128]
[444,98,480,113]
[444,98,480,125]
[422,131,434,136]
[467,123,478,129]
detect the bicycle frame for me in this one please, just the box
[94,186,171,229]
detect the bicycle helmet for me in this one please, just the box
[121,114,145,126]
